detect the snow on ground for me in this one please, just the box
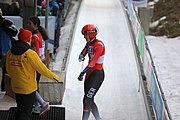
[146,35,180,120]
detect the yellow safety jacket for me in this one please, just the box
[6,40,59,94]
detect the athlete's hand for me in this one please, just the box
[78,54,85,62]
[78,72,84,81]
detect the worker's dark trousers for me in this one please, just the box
[15,91,36,120]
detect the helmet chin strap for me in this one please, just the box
[85,34,96,42]
[88,37,96,45]
[90,37,96,42]
[85,36,90,42]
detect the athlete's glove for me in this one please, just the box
[78,72,84,81]
[78,54,85,62]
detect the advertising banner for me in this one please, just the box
[150,70,164,120]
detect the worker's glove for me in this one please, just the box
[78,54,85,62]
[78,72,84,81]
[53,75,60,82]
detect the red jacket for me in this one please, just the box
[31,33,45,62]
[81,39,105,78]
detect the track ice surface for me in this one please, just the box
[61,0,148,119]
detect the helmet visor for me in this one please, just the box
[81,30,97,35]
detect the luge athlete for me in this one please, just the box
[78,24,105,120]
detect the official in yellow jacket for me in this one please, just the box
[6,28,59,120]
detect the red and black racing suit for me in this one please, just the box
[80,38,105,120]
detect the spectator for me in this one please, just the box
[16,0,23,17]
[6,28,60,120]
[28,16,47,63]
[0,9,18,91]
[0,0,22,16]
[57,0,64,9]
[49,0,59,16]
[40,0,46,16]
[38,0,51,16]
[27,16,50,116]
[8,0,21,16]
[0,0,11,15]
[49,0,61,54]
